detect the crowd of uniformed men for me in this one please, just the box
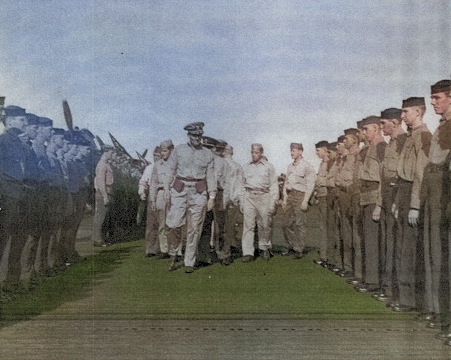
[1,78,451,345]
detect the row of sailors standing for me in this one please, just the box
[313,79,451,345]
[0,105,97,288]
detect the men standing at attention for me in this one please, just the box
[0,106,41,284]
[313,140,330,265]
[376,108,407,303]
[281,143,316,259]
[356,116,386,293]
[392,98,430,313]
[92,145,115,247]
[241,143,279,261]
[422,80,451,335]
[164,122,216,273]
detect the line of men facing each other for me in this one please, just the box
[311,79,451,346]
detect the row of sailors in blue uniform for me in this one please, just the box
[0,105,98,287]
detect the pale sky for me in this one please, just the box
[0,0,450,173]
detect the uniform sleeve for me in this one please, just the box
[149,165,158,204]
[163,149,177,190]
[268,163,279,204]
[411,131,432,209]
[206,153,217,198]
[304,162,317,202]
[138,165,152,199]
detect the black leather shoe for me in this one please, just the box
[435,331,451,340]
[427,321,441,329]
[221,257,232,266]
[392,305,416,312]
[242,255,254,263]
[262,250,271,260]
[157,253,170,259]
[185,266,195,273]
[346,278,360,285]
[292,251,304,259]
[313,258,326,265]
[169,255,177,271]
[282,249,294,256]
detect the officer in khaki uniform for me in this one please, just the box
[323,141,341,270]
[281,143,316,259]
[421,80,451,334]
[241,144,279,261]
[331,135,348,271]
[335,130,360,277]
[164,122,216,273]
[313,140,330,264]
[389,98,431,313]
[357,116,386,293]
[376,108,407,303]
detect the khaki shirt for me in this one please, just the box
[326,159,338,188]
[241,158,279,204]
[315,160,329,197]
[165,142,216,197]
[94,156,114,201]
[335,153,357,188]
[284,157,316,199]
[150,159,172,204]
[223,157,242,206]
[397,123,431,209]
[359,140,386,206]
[382,132,407,180]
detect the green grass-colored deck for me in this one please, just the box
[1,240,417,324]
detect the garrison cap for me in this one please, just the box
[25,113,40,126]
[337,135,346,143]
[381,108,402,120]
[202,136,218,149]
[360,116,381,127]
[431,79,451,95]
[402,97,425,108]
[5,105,26,117]
[38,117,53,127]
[184,121,204,135]
[52,128,65,136]
[344,128,359,137]
[328,142,337,151]
[290,142,303,150]
[153,146,162,154]
[159,139,174,149]
[315,140,329,148]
